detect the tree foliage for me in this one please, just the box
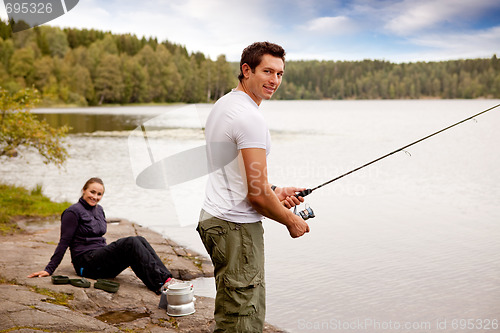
[0,20,237,106]
[0,87,69,166]
[0,19,498,104]
[273,57,500,100]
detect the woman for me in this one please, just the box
[28,177,174,294]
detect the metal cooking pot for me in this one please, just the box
[166,282,194,306]
[167,301,195,317]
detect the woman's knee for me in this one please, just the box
[124,236,150,251]
[136,235,147,243]
[116,236,141,250]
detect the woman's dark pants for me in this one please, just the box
[74,236,172,293]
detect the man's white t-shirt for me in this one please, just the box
[202,90,271,223]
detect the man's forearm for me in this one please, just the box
[247,187,297,227]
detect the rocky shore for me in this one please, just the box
[0,217,286,332]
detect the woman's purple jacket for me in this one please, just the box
[44,197,107,275]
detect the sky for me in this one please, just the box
[1,0,500,63]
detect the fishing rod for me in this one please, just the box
[293,103,500,219]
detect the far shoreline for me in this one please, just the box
[32,96,500,109]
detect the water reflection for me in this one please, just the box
[36,113,150,134]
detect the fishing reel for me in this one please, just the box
[294,203,315,220]
[291,189,315,220]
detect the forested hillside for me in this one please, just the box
[0,21,236,105]
[273,57,500,100]
[1,21,499,105]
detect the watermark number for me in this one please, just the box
[5,2,53,14]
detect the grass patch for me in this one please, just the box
[28,285,74,307]
[0,275,17,285]
[0,273,74,308]
[185,255,204,271]
[166,317,179,329]
[0,183,71,235]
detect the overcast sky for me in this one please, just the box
[1,0,500,63]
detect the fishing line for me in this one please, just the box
[295,103,500,200]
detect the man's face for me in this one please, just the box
[243,54,284,105]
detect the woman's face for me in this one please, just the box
[82,182,104,206]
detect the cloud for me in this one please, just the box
[1,0,498,62]
[0,2,7,21]
[384,0,500,36]
[165,0,277,59]
[305,16,357,35]
[407,25,500,60]
[40,0,278,60]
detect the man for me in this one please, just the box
[197,41,310,332]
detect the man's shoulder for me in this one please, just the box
[207,90,263,134]
[214,90,256,109]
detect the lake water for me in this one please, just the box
[1,100,500,332]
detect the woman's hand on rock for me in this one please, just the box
[27,270,50,278]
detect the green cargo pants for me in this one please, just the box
[197,209,265,333]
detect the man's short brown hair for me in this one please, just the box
[238,42,286,82]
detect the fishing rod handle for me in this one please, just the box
[295,188,313,198]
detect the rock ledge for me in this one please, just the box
[0,218,286,332]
